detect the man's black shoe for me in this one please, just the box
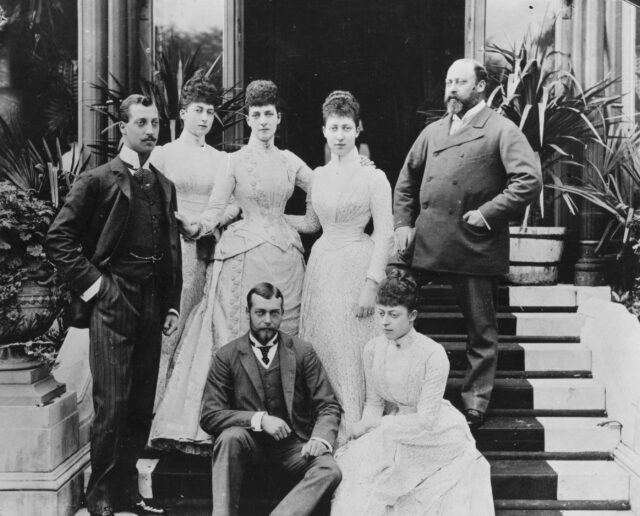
[88,507,114,516]
[124,498,165,515]
[464,408,485,429]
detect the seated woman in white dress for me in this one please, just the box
[331,270,494,516]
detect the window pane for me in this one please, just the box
[154,0,225,92]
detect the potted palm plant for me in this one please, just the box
[487,35,618,285]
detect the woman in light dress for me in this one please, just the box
[149,71,239,407]
[150,79,319,453]
[299,91,394,441]
[331,270,495,516]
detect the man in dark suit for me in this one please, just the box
[394,59,542,428]
[200,282,342,516]
[46,95,182,516]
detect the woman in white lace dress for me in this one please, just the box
[149,71,239,407]
[149,80,319,453]
[299,91,394,442]
[332,270,495,516]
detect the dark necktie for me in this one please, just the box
[134,167,154,187]
[257,345,272,365]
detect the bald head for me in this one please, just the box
[444,58,488,116]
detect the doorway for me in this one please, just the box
[244,0,465,185]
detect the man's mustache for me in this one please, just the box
[142,137,157,142]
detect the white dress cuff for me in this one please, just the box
[81,276,102,302]
[251,411,266,431]
[310,436,333,454]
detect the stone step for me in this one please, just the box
[475,417,620,453]
[417,312,583,337]
[444,342,591,372]
[419,284,610,310]
[445,378,605,411]
[490,460,629,501]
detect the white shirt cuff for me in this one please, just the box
[81,276,102,302]
[168,309,180,318]
[310,436,333,454]
[251,411,266,431]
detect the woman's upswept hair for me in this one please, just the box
[322,90,361,127]
[245,79,279,110]
[376,268,419,311]
[179,69,219,110]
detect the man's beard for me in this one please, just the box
[445,92,481,117]
[251,325,277,344]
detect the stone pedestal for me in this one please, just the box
[0,364,89,516]
[574,240,609,286]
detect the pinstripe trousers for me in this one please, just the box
[86,272,163,513]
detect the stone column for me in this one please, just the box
[573,0,609,285]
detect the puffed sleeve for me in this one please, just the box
[380,344,449,440]
[366,168,394,283]
[358,339,385,430]
[197,152,237,236]
[283,151,321,234]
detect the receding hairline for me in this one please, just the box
[447,58,487,83]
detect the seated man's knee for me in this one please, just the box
[214,427,253,448]
[327,461,342,486]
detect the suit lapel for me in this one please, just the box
[238,334,267,406]
[111,157,132,199]
[152,163,174,215]
[278,332,296,419]
[433,106,492,153]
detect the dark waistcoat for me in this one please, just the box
[256,349,290,425]
[109,170,171,282]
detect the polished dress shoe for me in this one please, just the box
[464,408,485,429]
[123,498,165,515]
[88,507,114,516]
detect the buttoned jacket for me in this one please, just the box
[394,106,542,275]
[200,331,341,448]
[46,156,182,315]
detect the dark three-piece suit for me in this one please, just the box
[45,154,182,513]
[200,331,342,516]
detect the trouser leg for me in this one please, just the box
[450,274,499,413]
[114,279,164,506]
[211,427,263,516]
[86,273,143,512]
[269,438,342,516]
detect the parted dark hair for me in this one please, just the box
[247,282,284,310]
[179,69,219,110]
[119,94,155,123]
[322,90,361,127]
[245,79,279,110]
[376,268,419,311]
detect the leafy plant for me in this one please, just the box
[487,30,620,226]
[0,111,88,206]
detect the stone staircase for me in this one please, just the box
[417,283,631,516]
[88,283,632,516]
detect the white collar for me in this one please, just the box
[452,100,486,125]
[119,144,151,171]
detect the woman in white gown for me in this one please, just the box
[149,71,239,407]
[331,270,495,516]
[299,91,394,441]
[149,80,319,453]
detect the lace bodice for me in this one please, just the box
[360,329,450,436]
[312,149,393,283]
[197,139,318,258]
